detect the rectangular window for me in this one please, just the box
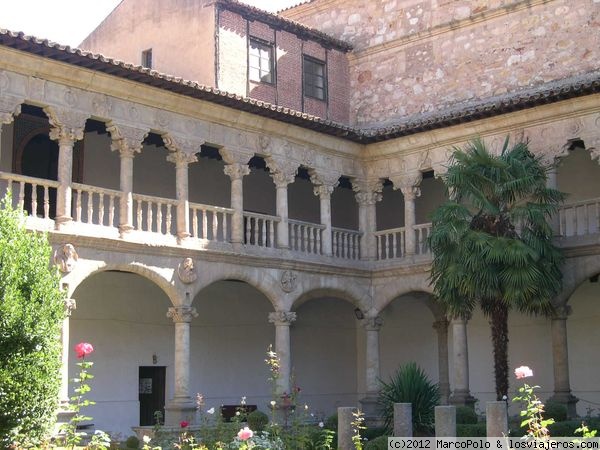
[249,38,274,84]
[303,56,327,101]
[141,49,153,69]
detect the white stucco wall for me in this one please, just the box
[70,271,175,437]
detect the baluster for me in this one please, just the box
[221,212,227,241]
[376,235,381,259]
[584,204,590,236]
[135,200,142,230]
[401,230,406,257]
[391,232,397,258]
[252,218,258,245]
[338,233,344,258]
[17,181,25,211]
[145,201,152,232]
[213,210,219,241]
[86,191,93,223]
[290,223,296,250]
[30,183,38,217]
[559,208,566,237]
[245,216,251,244]
[98,193,105,225]
[595,202,600,234]
[43,186,50,219]
[201,209,207,239]
[156,202,163,234]
[191,208,198,238]
[166,204,172,235]
[573,206,579,237]
[261,219,267,246]
[108,195,115,227]
[75,190,82,222]
[268,220,274,247]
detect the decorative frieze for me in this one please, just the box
[268,310,297,326]
[167,306,198,323]
[280,270,297,293]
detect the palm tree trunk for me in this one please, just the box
[490,302,509,400]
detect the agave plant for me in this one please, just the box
[378,362,440,434]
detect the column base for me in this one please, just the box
[165,399,197,426]
[449,391,477,409]
[548,392,579,419]
[438,382,451,406]
[359,394,384,427]
[119,224,134,238]
[54,216,73,231]
[177,232,191,244]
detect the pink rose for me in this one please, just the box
[180,420,189,428]
[74,342,94,359]
[237,426,253,441]
[514,366,533,379]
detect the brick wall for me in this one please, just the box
[217,6,350,123]
[284,0,600,126]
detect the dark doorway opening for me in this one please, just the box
[139,366,166,426]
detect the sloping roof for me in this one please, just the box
[216,0,352,52]
[1,29,599,144]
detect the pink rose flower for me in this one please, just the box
[74,342,94,359]
[237,426,253,441]
[180,420,189,428]
[514,366,533,379]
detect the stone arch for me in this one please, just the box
[376,278,435,315]
[64,261,179,307]
[290,284,369,313]
[191,269,280,310]
[555,254,600,307]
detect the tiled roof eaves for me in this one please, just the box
[216,0,352,52]
[1,30,599,145]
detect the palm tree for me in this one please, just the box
[428,137,565,400]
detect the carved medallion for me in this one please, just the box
[280,270,297,293]
[54,244,78,273]
[178,257,198,284]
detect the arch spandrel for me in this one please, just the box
[554,254,600,307]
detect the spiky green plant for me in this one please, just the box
[428,136,565,400]
[378,362,440,434]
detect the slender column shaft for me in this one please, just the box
[452,318,469,393]
[364,316,383,393]
[276,184,289,249]
[402,187,419,256]
[56,138,74,221]
[167,306,198,401]
[168,151,197,241]
[269,311,296,395]
[119,151,135,233]
[551,308,572,394]
[433,319,450,405]
[224,163,249,245]
[315,185,334,255]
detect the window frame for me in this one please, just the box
[302,55,327,102]
[141,48,153,69]
[248,37,275,85]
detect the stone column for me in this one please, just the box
[549,305,578,418]
[270,170,296,249]
[268,311,297,394]
[433,318,451,405]
[165,305,198,425]
[167,150,198,242]
[400,185,420,257]
[546,166,560,236]
[449,317,476,407]
[394,403,413,437]
[56,298,77,432]
[338,407,356,450]
[354,181,383,260]
[486,401,508,437]
[314,184,335,256]
[49,126,84,226]
[360,315,383,424]
[435,406,456,437]
[224,163,250,247]
[107,125,147,236]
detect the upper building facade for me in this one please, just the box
[0,0,599,439]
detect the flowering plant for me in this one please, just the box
[512,365,554,440]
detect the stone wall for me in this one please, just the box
[283,0,600,126]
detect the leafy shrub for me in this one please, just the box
[457,423,487,437]
[0,196,66,447]
[324,413,337,431]
[125,435,140,448]
[456,406,478,424]
[365,435,388,450]
[248,410,269,432]
[363,426,386,441]
[378,362,440,434]
[544,401,568,422]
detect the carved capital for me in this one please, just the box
[266,157,298,188]
[362,315,383,331]
[0,96,22,125]
[309,170,340,190]
[163,134,203,155]
[400,185,421,201]
[166,150,198,167]
[49,126,84,146]
[553,304,572,321]
[390,171,422,195]
[268,311,297,326]
[224,163,250,180]
[353,179,383,206]
[313,184,335,199]
[107,124,148,157]
[167,306,198,323]
[219,146,252,165]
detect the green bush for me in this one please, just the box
[456,406,478,424]
[324,413,337,431]
[544,401,568,422]
[247,410,269,432]
[365,435,388,450]
[0,196,66,447]
[363,426,387,441]
[378,362,440,434]
[457,423,487,437]
[125,435,140,448]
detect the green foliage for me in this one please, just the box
[0,195,66,447]
[378,362,440,434]
[305,426,336,450]
[125,435,140,448]
[362,427,386,441]
[543,401,568,422]
[547,419,600,437]
[364,435,389,450]
[324,413,337,431]
[457,423,487,437]
[455,406,478,424]
[428,137,565,399]
[247,410,269,432]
